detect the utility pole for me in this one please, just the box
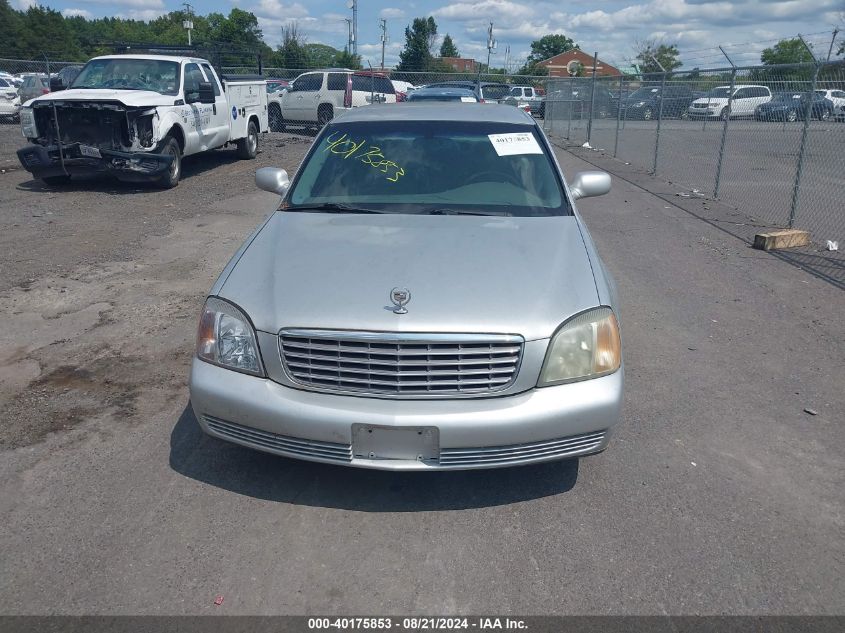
[344,18,353,53]
[379,18,388,70]
[827,27,840,62]
[182,2,194,46]
[346,0,358,57]
[504,44,510,76]
[486,22,496,72]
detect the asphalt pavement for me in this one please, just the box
[0,129,842,615]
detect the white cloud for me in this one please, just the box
[433,0,534,22]
[127,8,167,21]
[14,0,36,8]
[78,0,165,7]
[380,8,406,19]
[252,0,309,21]
[61,8,94,18]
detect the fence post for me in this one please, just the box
[613,73,623,157]
[586,51,598,145]
[651,57,668,175]
[714,47,736,198]
[567,95,573,139]
[43,53,50,79]
[789,38,822,227]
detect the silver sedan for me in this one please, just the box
[189,103,623,470]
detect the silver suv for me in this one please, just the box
[274,69,396,130]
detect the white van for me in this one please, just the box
[688,85,771,120]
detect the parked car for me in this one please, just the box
[544,85,617,119]
[815,89,845,119]
[18,73,50,102]
[755,91,835,122]
[505,85,545,116]
[0,71,22,88]
[190,103,622,470]
[275,69,396,131]
[688,85,771,120]
[18,55,268,187]
[266,78,289,94]
[619,84,698,120]
[50,64,83,91]
[391,79,416,102]
[425,81,511,103]
[0,77,21,121]
[406,87,477,102]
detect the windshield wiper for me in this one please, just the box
[287,203,385,214]
[424,208,512,216]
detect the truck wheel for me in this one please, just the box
[642,107,653,120]
[720,107,730,121]
[268,104,285,132]
[236,120,258,159]
[818,108,831,121]
[155,135,181,189]
[41,175,71,186]
[318,105,333,126]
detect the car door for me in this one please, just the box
[750,87,770,113]
[182,62,209,153]
[287,73,323,122]
[199,63,230,148]
[731,87,753,116]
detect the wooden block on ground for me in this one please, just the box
[753,229,811,251]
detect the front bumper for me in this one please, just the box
[16,143,173,181]
[0,102,20,117]
[189,359,623,471]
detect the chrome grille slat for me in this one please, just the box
[279,329,524,397]
[204,416,352,461]
[439,431,606,466]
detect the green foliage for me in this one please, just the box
[333,49,362,70]
[760,38,815,65]
[516,62,549,77]
[527,34,577,64]
[439,34,459,58]
[635,41,682,78]
[397,17,439,72]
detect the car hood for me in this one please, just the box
[24,88,172,108]
[220,212,600,341]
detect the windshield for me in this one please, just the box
[628,87,660,99]
[71,58,180,95]
[482,84,510,100]
[287,121,568,217]
[705,87,731,98]
[771,93,803,102]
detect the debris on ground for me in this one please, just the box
[214,595,224,606]
[803,408,818,416]
[826,240,838,251]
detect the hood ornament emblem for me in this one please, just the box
[390,287,411,314]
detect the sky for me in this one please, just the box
[14,0,845,69]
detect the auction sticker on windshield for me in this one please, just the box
[488,132,542,156]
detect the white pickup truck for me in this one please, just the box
[17,54,268,188]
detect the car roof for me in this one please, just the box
[411,87,476,96]
[334,102,534,124]
[89,54,210,64]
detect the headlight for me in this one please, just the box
[538,307,621,386]
[196,297,264,376]
[635,101,645,106]
[20,107,37,138]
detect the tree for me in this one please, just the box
[277,23,307,69]
[303,43,340,68]
[439,33,459,58]
[634,40,682,77]
[397,17,438,71]
[760,38,815,65]
[527,34,577,65]
[568,61,584,77]
[333,49,361,70]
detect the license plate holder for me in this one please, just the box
[352,424,439,463]
[79,144,102,159]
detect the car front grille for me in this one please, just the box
[438,431,606,467]
[279,329,523,397]
[203,415,353,463]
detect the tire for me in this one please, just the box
[236,120,259,159]
[642,107,653,120]
[720,107,730,121]
[155,135,181,189]
[679,109,690,120]
[41,174,71,186]
[786,109,798,123]
[317,104,333,126]
[818,108,831,122]
[268,104,284,132]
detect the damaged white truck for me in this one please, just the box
[17,55,268,188]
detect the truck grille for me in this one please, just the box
[279,329,523,397]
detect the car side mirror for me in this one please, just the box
[569,171,611,200]
[49,77,65,92]
[198,82,215,104]
[256,167,290,195]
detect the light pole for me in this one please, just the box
[182,2,194,46]
[346,0,358,57]
[344,18,353,53]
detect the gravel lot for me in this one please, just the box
[0,120,843,615]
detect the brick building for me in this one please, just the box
[537,49,620,77]
[438,57,478,73]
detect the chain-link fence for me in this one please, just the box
[542,61,845,244]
